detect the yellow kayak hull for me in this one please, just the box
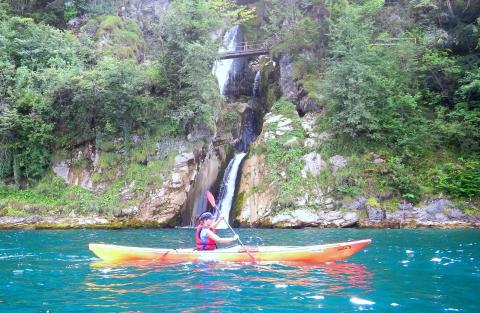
[89,239,371,263]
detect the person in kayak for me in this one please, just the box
[195,212,238,250]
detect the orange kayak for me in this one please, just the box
[89,239,371,263]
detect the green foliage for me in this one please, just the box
[157,0,222,136]
[434,159,480,198]
[321,5,434,157]
[210,0,256,25]
[385,157,421,202]
[0,14,84,184]
[85,14,144,60]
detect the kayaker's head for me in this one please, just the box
[199,212,214,226]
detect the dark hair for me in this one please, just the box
[199,212,214,221]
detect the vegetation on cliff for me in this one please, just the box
[0,0,250,216]
[0,0,478,220]
[245,0,479,215]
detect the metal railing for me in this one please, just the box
[218,41,271,59]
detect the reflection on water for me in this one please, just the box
[84,261,373,310]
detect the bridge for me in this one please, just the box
[218,42,270,60]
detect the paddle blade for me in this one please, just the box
[205,191,217,208]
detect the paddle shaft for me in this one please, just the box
[215,207,256,261]
[206,191,256,261]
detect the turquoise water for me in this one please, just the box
[1,229,479,312]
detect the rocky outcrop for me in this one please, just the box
[355,198,480,228]
[234,91,479,229]
[120,0,169,29]
[136,151,196,225]
[52,145,98,191]
[301,152,326,178]
[0,216,168,229]
[269,210,359,228]
[236,154,275,226]
[181,145,228,225]
[279,55,322,114]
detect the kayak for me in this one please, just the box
[89,239,371,263]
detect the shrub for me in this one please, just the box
[435,159,480,198]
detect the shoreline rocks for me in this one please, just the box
[0,213,478,230]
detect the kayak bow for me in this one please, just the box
[89,239,371,263]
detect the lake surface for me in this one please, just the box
[1,228,479,312]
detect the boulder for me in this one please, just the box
[347,196,367,211]
[301,152,326,178]
[446,208,466,219]
[423,199,454,214]
[367,207,386,221]
[329,155,348,174]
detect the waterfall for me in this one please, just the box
[191,25,261,228]
[253,71,261,97]
[214,108,260,229]
[214,152,247,229]
[212,25,244,95]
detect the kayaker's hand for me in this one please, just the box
[233,234,239,241]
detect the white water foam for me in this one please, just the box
[350,297,375,305]
[216,152,247,229]
[212,25,240,95]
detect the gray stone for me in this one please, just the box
[415,210,431,222]
[329,155,348,174]
[304,138,317,148]
[279,55,300,102]
[434,213,449,222]
[324,211,342,222]
[52,160,70,182]
[300,113,316,134]
[265,114,282,124]
[347,196,367,211]
[301,152,326,178]
[399,202,414,211]
[343,212,359,224]
[283,137,298,147]
[446,208,466,219]
[115,206,139,218]
[277,118,292,128]
[174,152,195,168]
[298,96,322,113]
[295,196,308,207]
[0,217,26,224]
[373,157,386,164]
[318,132,332,141]
[367,207,386,221]
[423,199,454,214]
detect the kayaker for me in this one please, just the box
[195,212,238,250]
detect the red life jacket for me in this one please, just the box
[195,225,217,250]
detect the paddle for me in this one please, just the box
[205,191,256,262]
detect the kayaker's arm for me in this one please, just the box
[205,229,238,244]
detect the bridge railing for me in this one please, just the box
[220,41,271,52]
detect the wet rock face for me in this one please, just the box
[236,154,274,226]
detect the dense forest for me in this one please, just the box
[0,0,478,219]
